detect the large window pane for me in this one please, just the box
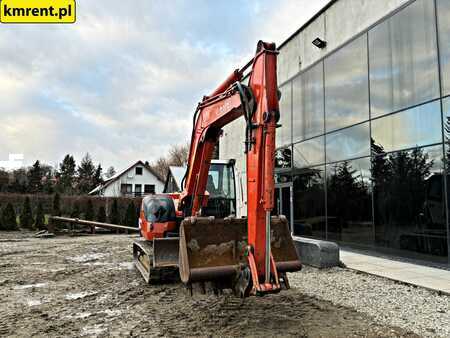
[326,158,373,245]
[442,98,450,261]
[325,34,369,132]
[325,123,370,163]
[277,83,292,148]
[369,0,439,118]
[372,145,448,263]
[293,137,325,169]
[292,166,326,239]
[371,101,442,153]
[437,0,450,96]
[293,62,324,142]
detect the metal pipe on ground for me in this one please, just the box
[49,216,140,233]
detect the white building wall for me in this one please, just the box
[220,0,411,217]
[101,164,164,197]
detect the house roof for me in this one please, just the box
[89,160,163,195]
[166,166,187,191]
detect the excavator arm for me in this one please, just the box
[178,41,301,296]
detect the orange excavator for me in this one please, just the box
[133,41,301,297]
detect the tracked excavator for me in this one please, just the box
[133,41,301,297]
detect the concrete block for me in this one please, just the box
[293,236,340,268]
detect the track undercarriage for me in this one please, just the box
[133,216,300,297]
[133,239,179,284]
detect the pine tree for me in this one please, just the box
[96,205,106,223]
[136,206,141,224]
[34,201,45,230]
[93,164,103,188]
[109,199,120,225]
[0,170,9,192]
[52,193,61,216]
[28,160,43,193]
[2,203,18,231]
[20,197,33,229]
[85,200,94,220]
[77,153,96,194]
[70,202,80,218]
[125,201,137,228]
[56,154,76,194]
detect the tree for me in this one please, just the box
[109,199,120,225]
[41,164,55,194]
[70,202,80,218]
[150,143,189,181]
[20,197,33,229]
[93,164,103,188]
[168,143,189,166]
[124,201,137,228]
[28,160,43,193]
[9,168,28,193]
[84,199,94,220]
[105,166,116,179]
[2,203,17,230]
[52,193,61,216]
[96,205,106,223]
[0,169,9,192]
[34,201,45,230]
[57,154,76,194]
[77,153,95,194]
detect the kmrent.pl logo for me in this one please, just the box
[0,0,75,23]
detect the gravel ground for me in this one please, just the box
[289,266,450,338]
[0,231,445,337]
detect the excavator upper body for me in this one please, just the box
[133,41,301,296]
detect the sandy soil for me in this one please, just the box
[0,232,420,337]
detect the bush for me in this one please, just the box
[109,199,120,225]
[20,197,33,229]
[52,193,61,216]
[96,205,106,223]
[1,203,18,230]
[84,200,94,221]
[70,202,80,218]
[34,201,45,230]
[125,201,137,228]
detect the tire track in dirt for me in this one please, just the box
[0,233,420,337]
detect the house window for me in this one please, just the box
[135,167,143,175]
[135,184,142,196]
[144,184,155,194]
[121,184,132,195]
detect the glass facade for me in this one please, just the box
[277,0,450,265]
[325,34,369,131]
[293,62,324,142]
[369,0,440,118]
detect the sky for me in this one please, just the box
[0,0,329,171]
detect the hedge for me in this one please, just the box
[0,193,142,225]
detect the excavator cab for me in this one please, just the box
[134,195,179,283]
[202,160,236,218]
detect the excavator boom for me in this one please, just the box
[177,41,301,296]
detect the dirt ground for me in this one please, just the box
[0,232,420,338]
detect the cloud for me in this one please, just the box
[0,0,329,171]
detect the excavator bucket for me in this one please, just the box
[178,216,301,285]
[133,237,179,284]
